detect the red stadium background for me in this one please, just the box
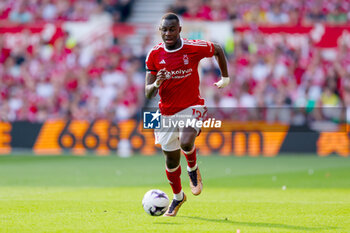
[1,0,350,157]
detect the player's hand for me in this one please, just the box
[154,68,170,88]
[157,68,171,80]
[214,76,230,89]
[157,68,166,78]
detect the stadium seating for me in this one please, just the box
[168,0,350,25]
[0,0,350,124]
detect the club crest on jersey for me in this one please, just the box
[183,55,189,65]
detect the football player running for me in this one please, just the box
[145,13,229,217]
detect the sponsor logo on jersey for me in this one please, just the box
[169,68,192,76]
[159,59,166,64]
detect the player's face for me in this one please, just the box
[159,19,181,49]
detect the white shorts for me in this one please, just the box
[154,105,207,151]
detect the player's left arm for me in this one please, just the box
[213,43,230,89]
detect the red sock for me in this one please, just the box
[166,166,182,194]
[183,147,197,168]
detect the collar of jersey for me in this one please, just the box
[163,38,184,53]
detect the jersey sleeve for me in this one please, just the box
[193,40,215,59]
[145,49,157,75]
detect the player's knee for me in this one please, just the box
[165,153,180,169]
[166,157,180,169]
[180,129,196,151]
[180,142,194,152]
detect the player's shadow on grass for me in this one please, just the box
[182,216,338,231]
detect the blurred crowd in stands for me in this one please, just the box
[200,32,350,124]
[0,0,141,122]
[0,0,133,23]
[168,0,350,25]
[1,0,350,125]
[0,32,145,122]
[170,0,350,124]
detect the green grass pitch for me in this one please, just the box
[0,154,349,233]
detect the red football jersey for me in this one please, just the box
[146,38,215,115]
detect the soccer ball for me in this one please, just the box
[142,189,169,216]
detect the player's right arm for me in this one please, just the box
[145,47,168,99]
[145,69,167,99]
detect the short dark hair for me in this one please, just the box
[162,13,180,24]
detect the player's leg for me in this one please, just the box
[164,149,183,200]
[155,128,186,217]
[180,127,203,195]
[163,149,187,217]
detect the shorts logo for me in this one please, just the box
[143,110,161,129]
[183,55,189,65]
